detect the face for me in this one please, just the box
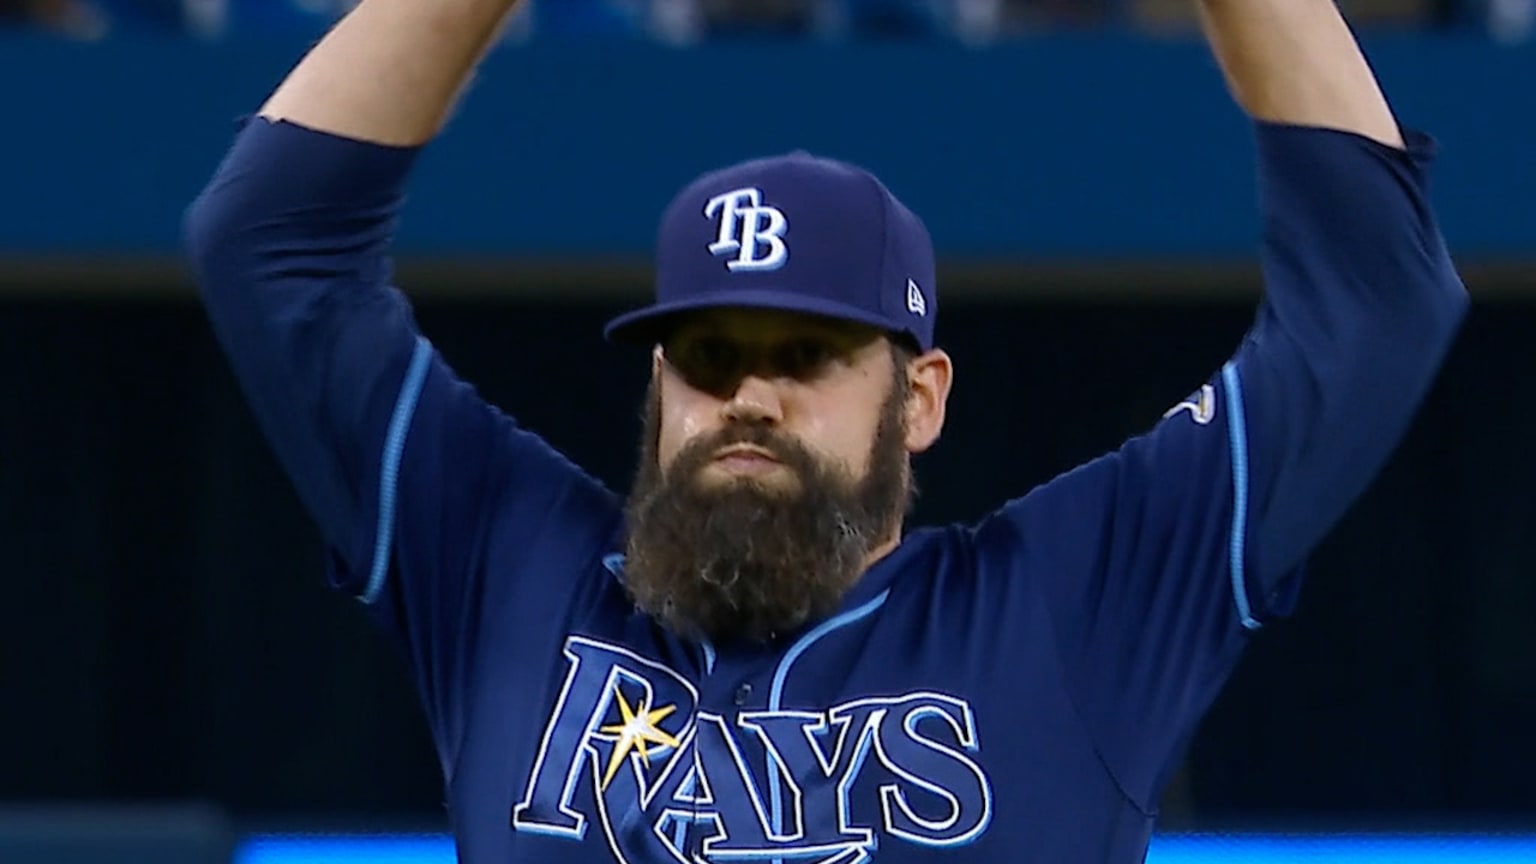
[656,309,899,490]
[619,307,952,646]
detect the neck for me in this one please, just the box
[860,531,902,573]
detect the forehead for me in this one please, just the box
[667,307,882,344]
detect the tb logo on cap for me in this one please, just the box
[704,187,789,272]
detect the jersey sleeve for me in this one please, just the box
[978,122,1467,811]
[184,117,621,772]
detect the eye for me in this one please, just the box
[771,338,834,379]
[666,336,743,393]
[687,337,740,370]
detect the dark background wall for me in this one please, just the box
[3,278,1532,830]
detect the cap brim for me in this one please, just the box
[604,289,909,347]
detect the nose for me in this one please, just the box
[720,374,784,426]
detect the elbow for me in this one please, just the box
[1350,235,1470,367]
[1434,282,1470,350]
[1349,260,1470,411]
[183,116,285,283]
[183,178,257,305]
[182,184,227,262]
[1409,253,1470,361]
[184,169,402,301]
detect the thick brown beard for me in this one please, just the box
[620,365,913,646]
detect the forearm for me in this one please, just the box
[259,0,522,146]
[1197,0,1402,149]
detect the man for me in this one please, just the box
[183,0,1467,858]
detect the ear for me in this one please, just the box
[903,348,953,454]
[652,344,665,379]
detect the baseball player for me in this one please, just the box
[184,0,1467,859]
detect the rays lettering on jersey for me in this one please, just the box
[513,636,993,863]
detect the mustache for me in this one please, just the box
[673,425,809,474]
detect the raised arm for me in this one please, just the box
[184,0,618,776]
[992,0,1468,814]
[1198,0,1403,148]
[1191,0,1467,588]
[184,0,561,591]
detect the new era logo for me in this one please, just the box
[906,279,927,317]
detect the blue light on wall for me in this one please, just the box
[237,835,454,864]
[1148,834,1536,863]
[237,833,1536,863]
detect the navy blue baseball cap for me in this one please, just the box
[603,150,937,351]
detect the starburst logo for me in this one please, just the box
[597,687,682,791]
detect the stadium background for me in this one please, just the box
[2,0,1534,860]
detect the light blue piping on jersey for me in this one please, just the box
[361,336,434,605]
[604,553,720,675]
[1221,361,1262,631]
[765,588,891,858]
[604,554,719,675]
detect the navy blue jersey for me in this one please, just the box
[186,117,1466,863]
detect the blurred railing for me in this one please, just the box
[4,0,1533,44]
[1,32,1534,293]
